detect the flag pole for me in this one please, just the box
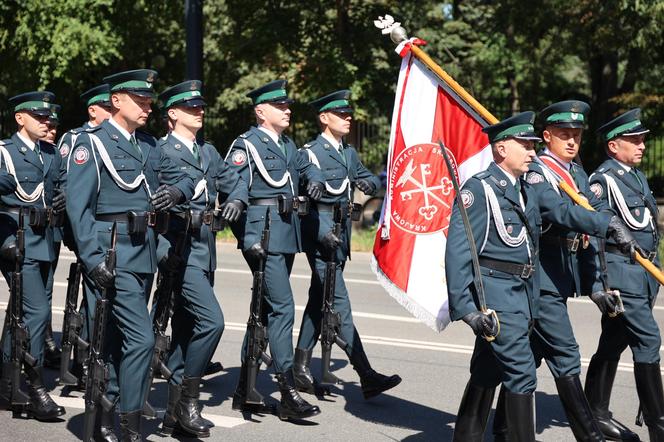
[377,17,664,286]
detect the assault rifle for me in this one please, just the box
[59,261,89,385]
[7,208,37,415]
[320,202,348,385]
[83,222,117,442]
[244,208,273,405]
[142,214,191,417]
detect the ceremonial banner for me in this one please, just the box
[371,41,493,332]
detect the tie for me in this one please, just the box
[192,142,201,164]
[34,141,43,163]
[130,135,143,160]
[278,137,287,157]
[630,169,643,191]
[569,165,580,187]
[337,142,346,166]
[515,180,525,210]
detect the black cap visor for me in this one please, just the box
[546,121,585,129]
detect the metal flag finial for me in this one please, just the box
[373,14,408,44]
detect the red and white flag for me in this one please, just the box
[371,40,493,332]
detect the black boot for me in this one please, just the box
[97,406,118,442]
[555,375,604,441]
[43,322,61,369]
[162,382,181,433]
[203,361,223,377]
[231,364,276,414]
[119,410,141,442]
[585,357,640,441]
[276,371,321,421]
[25,365,65,421]
[634,362,664,441]
[351,348,402,399]
[163,383,214,431]
[493,385,510,442]
[172,377,210,437]
[293,348,316,394]
[504,390,536,442]
[452,382,495,442]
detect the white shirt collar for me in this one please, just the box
[320,132,341,151]
[542,148,571,170]
[109,117,133,141]
[613,158,632,172]
[16,132,36,151]
[258,126,280,145]
[170,131,196,156]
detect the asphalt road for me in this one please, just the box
[0,242,662,441]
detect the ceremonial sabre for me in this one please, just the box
[439,141,499,341]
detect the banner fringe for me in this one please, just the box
[370,255,446,333]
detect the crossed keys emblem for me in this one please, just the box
[396,158,453,220]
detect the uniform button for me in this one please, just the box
[489,270,494,275]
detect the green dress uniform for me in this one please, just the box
[293,90,401,400]
[585,109,663,441]
[0,91,66,420]
[226,80,323,420]
[66,70,194,419]
[54,85,111,377]
[154,80,248,437]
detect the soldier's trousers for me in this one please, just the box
[44,241,61,335]
[97,270,154,413]
[1,258,52,366]
[469,311,537,394]
[592,289,661,364]
[166,265,224,383]
[296,253,367,361]
[240,251,295,374]
[530,290,581,378]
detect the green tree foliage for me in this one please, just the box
[0,0,662,174]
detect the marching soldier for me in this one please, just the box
[492,100,636,441]
[0,91,66,420]
[448,112,639,441]
[66,69,194,440]
[51,84,112,383]
[42,103,64,369]
[585,109,662,441]
[156,80,248,437]
[226,79,325,420]
[293,90,402,398]
[448,113,545,441]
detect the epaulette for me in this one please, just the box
[239,131,250,139]
[474,170,490,179]
[159,137,169,147]
[84,125,102,133]
[0,138,13,147]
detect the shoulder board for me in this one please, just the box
[239,131,251,139]
[474,170,490,179]
[84,125,102,133]
[301,143,312,149]
[159,137,169,147]
[0,139,10,146]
